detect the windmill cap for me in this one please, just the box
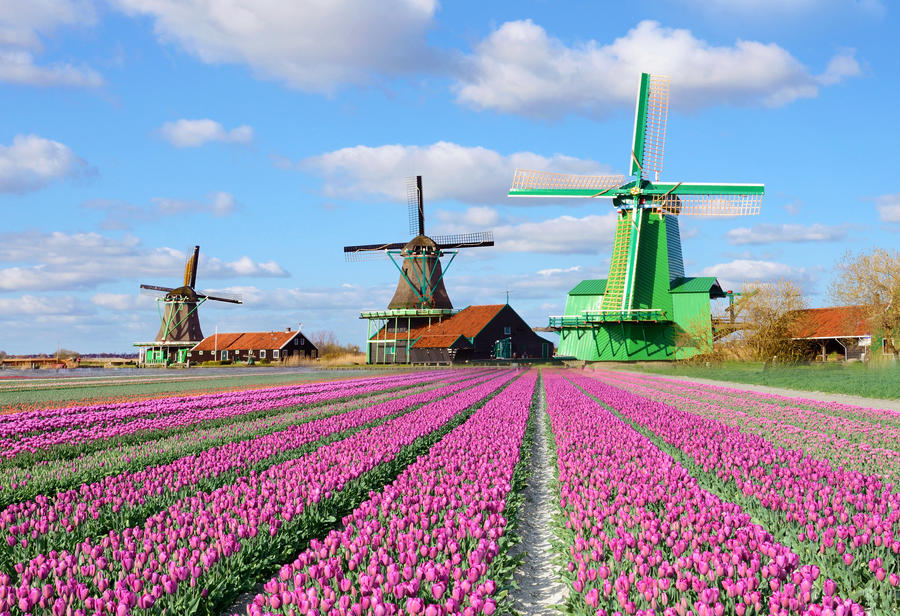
[402,234,440,255]
[165,285,199,301]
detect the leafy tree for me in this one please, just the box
[829,248,900,358]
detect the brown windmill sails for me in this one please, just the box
[388,235,452,310]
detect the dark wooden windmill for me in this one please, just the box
[344,176,494,309]
[135,246,242,365]
[344,176,493,363]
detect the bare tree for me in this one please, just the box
[308,330,361,359]
[829,248,900,359]
[733,278,807,361]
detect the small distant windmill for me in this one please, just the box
[344,175,494,363]
[344,175,494,309]
[136,246,242,364]
[509,73,764,361]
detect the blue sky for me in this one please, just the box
[1,0,897,354]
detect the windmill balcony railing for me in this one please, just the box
[360,308,456,319]
[548,309,669,328]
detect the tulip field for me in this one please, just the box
[0,366,898,615]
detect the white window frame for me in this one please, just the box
[221,350,228,361]
[273,349,280,359]
[260,349,266,359]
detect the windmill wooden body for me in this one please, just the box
[509,73,763,360]
[134,246,242,365]
[344,176,494,363]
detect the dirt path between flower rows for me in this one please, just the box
[618,371,900,413]
[511,381,567,615]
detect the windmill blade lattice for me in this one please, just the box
[653,193,762,216]
[510,169,627,196]
[431,231,494,249]
[641,74,669,180]
[407,176,423,236]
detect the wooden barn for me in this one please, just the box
[369,304,552,364]
[189,327,317,363]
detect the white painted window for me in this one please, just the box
[260,350,266,358]
[273,349,280,359]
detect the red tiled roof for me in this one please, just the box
[411,334,472,349]
[368,305,506,343]
[413,305,505,339]
[789,306,871,339]
[192,331,298,351]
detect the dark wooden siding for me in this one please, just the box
[471,305,552,359]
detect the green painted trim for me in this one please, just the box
[630,73,650,177]
[646,182,765,196]
[510,182,764,198]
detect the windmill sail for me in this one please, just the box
[653,192,762,216]
[509,169,627,197]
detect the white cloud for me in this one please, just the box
[0,0,97,50]
[304,141,610,205]
[456,20,858,117]
[0,1,103,87]
[494,214,617,254]
[84,192,238,229]
[435,207,617,254]
[0,294,88,315]
[160,119,253,148]
[876,194,900,224]
[90,293,156,311]
[0,134,87,193]
[206,284,392,312]
[816,49,861,85]
[726,223,848,245]
[700,258,810,292]
[0,231,289,292]
[109,0,438,92]
[0,50,103,87]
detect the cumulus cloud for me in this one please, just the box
[700,258,811,292]
[90,293,156,311]
[304,141,610,205]
[0,294,88,315]
[83,192,238,229]
[725,223,849,245]
[109,0,438,92]
[0,0,103,87]
[205,284,393,313]
[876,194,900,224]
[0,134,88,193]
[160,119,253,148]
[435,206,617,254]
[0,231,288,292]
[456,20,859,117]
[0,50,103,87]
[493,214,617,254]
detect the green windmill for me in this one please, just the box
[509,73,763,361]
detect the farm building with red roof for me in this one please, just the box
[367,304,552,364]
[188,326,317,363]
[788,305,889,361]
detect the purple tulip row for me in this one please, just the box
[0,371,500,566]
[571,372,898,612]
[589,370,900,479]
[0,371,460,461]
[543,371,864,616]
[0,371,451,435]
[240,370,537,616]
[617,371,900,429]
[0,377,450,508]
[0,371,515,615]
